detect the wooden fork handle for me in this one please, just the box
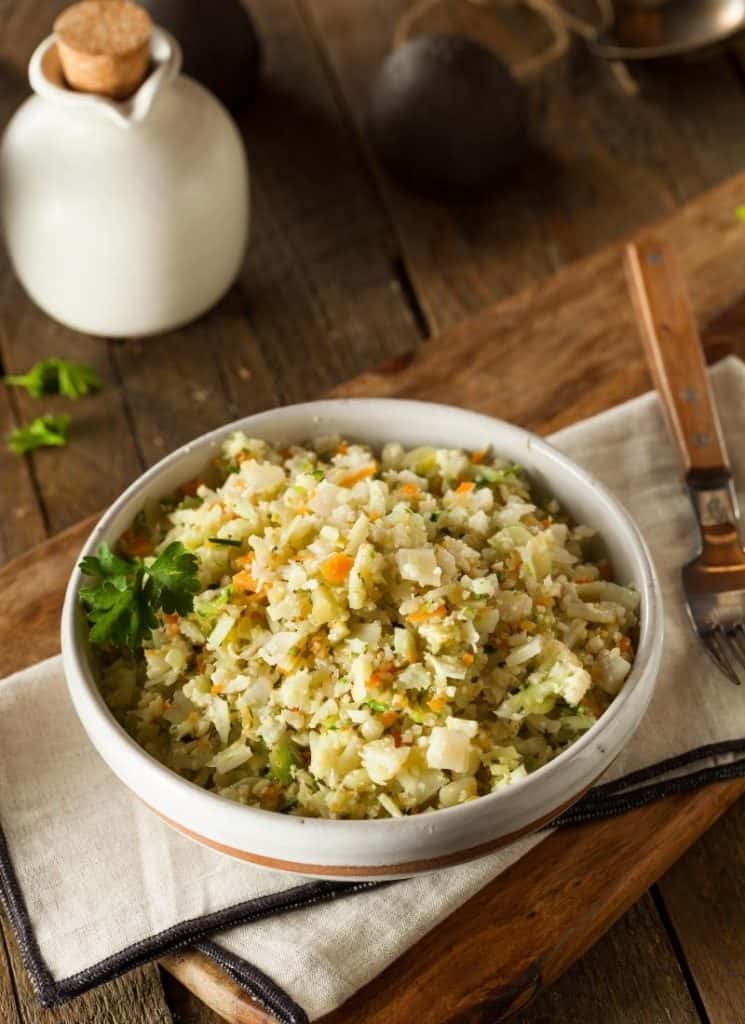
[624,236,730,483]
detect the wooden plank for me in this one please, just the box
[0,923,22,1024]
[232,0,422,400]
[0,912,173,1024]
[513,895,700,1024]
[656,798,745,1024]
[302,0,745,333]
[0,384,46,562]
[331,173,745,433]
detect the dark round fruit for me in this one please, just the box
[140,0,262,111]
[367,34,528,197]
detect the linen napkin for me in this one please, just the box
[3,358,745,1024]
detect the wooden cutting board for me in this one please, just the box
[4,173,745,1024]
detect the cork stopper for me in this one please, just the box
[54,1,152,100]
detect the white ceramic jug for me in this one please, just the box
[0,26,249,337]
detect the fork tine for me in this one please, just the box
[701,629,733,681]
[715,626,745,685]
[732,624,745,670]
[728,624,745,674]
[705,627,743,686]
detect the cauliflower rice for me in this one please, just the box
[98,434,639,819]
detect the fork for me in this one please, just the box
[625,235,745,686]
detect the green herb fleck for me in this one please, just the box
[8,414,70,455]
[475,464,521,487]
[5,358,100,399]
[736,205,745,223]
[208,537,242,547]
[312,469,325,482]
[79,541,199,649]
[364,699,388,713]
[430,511,441,522]
[269,736,298,785]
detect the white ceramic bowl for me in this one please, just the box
[62,399,663,880]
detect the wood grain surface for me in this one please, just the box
[4,0,745,1020]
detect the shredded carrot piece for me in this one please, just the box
[462,652,474,666]
[391,729,403,748]
[211,682,224,695]
[541,517,552,528]
[232,569,257,592]
[455,481,475,495]
[381,710,398,727]
[177,478,202,497]
[320,552,354,584]
[336,441,349,455]
[407,604,446,624]
[581,693,603,717]
[471,449,487,464]
[367,671,385,689]
[338,464,377,487]
[574,576,593,584]
[401,482,420,497]
[427,696,447,712]
[235,553,254,568]
[120,530,154,557]
[163,612,180,637]
[520,620,536,633]
[535,595,553,607]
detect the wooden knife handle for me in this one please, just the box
[624,236,730,481]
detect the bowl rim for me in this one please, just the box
[61,396,663,836]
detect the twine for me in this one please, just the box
[392,0,638,95]
[393,0,617,80]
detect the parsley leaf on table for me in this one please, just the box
[5,357,101,399]
[79,541,199,650]
[8,414,71,454]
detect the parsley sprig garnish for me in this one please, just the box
[5,358,101,399]
[8,414,71,454]
[79,541,200,649]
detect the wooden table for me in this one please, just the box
[3,2,745,1022]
